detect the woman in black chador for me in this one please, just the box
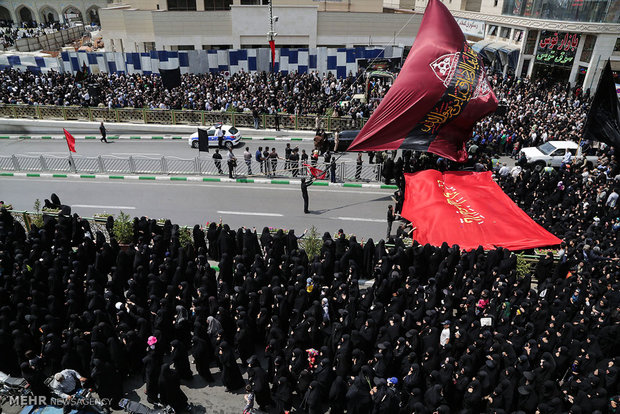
[218,341,245,391]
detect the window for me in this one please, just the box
[500,27,511,38]
[488,25,498,36]
[144,42,155,52]
[580,35,596,63]
[513,29,524,42]
[614,38,620,52]
[524,30,537,55]
[204,0,232,10]
[175,45,195,50]
[167,0,196,10]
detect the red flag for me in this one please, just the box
[348,0,498,162]
[401,170,561,250]
[269,40,276,70]
[63,128,76,152]
[303,163,326,179]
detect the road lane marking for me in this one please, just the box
[111,153,162,156]
[73,204,136,209]
[217,211,283,217]
[0,178,391,194]
[335,217,384,222]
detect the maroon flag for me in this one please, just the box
[269,40,276,69]
[63,128,76,152]
[347,0,498,162]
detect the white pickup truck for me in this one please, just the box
[520,141,598,168]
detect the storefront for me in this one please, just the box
[531,31,581,83]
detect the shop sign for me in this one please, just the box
[535,31,580,66]
[455,18,486,38]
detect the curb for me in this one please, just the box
[0,135,314,142]
[0,171,398,189]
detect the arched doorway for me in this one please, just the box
[86,6,99,25]
[0,6,12,24]
[17,5,35,25]
[39,6,59,24]
[62,6,82,24]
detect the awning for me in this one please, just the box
[472,39,494,53]
[472,39,520,70]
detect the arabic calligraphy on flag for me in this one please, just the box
[536,31,580,67]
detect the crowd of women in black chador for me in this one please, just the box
[0,139,619,414]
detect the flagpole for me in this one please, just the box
[67,146,76,174]
[63,129,77,173]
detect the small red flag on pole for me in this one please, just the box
[269,40,276,70]
[303,163,326,179]
[63,128,76,152]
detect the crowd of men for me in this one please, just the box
[0,21,66,49]
[0,68,377,118]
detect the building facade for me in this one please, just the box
[96,0,619,89]
[0,0,108,25]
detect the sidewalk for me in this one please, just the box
[0,171,398,189]
[0,134,314,142]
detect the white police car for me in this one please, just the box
[188,124,242,149]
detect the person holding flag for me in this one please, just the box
[300,177,314,214]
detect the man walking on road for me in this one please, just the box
[301,177,314,214]
[100,122,108,143]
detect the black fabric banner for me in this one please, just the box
[584,61,620,150]
[160,67,182,90]
[198,128,210,152]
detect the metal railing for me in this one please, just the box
[0,154,383,182]
[0,104,367,132]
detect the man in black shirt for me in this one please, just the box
[301,177,314,214]
[212,149,223,174]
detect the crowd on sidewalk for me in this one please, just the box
[0,21,66,49]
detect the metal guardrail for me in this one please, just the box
[0,154,383,182]
[0,104,367,132]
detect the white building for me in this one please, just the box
[95,0,619,89]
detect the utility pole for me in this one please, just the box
[267,0,277,71]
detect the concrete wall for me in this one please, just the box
[100,5,422,51]
[0,46,403,77]
[316,11,421,47]
[13,25,83,51]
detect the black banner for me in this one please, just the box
[535,31,580,67]
[357,57,401,72]
[160,67,182,90]
[198,128,210,152]
[584,61,620,149]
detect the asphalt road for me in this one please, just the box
[1,177,393,240]
[0,135,364,164]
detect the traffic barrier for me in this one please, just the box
[0,153,385,183]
